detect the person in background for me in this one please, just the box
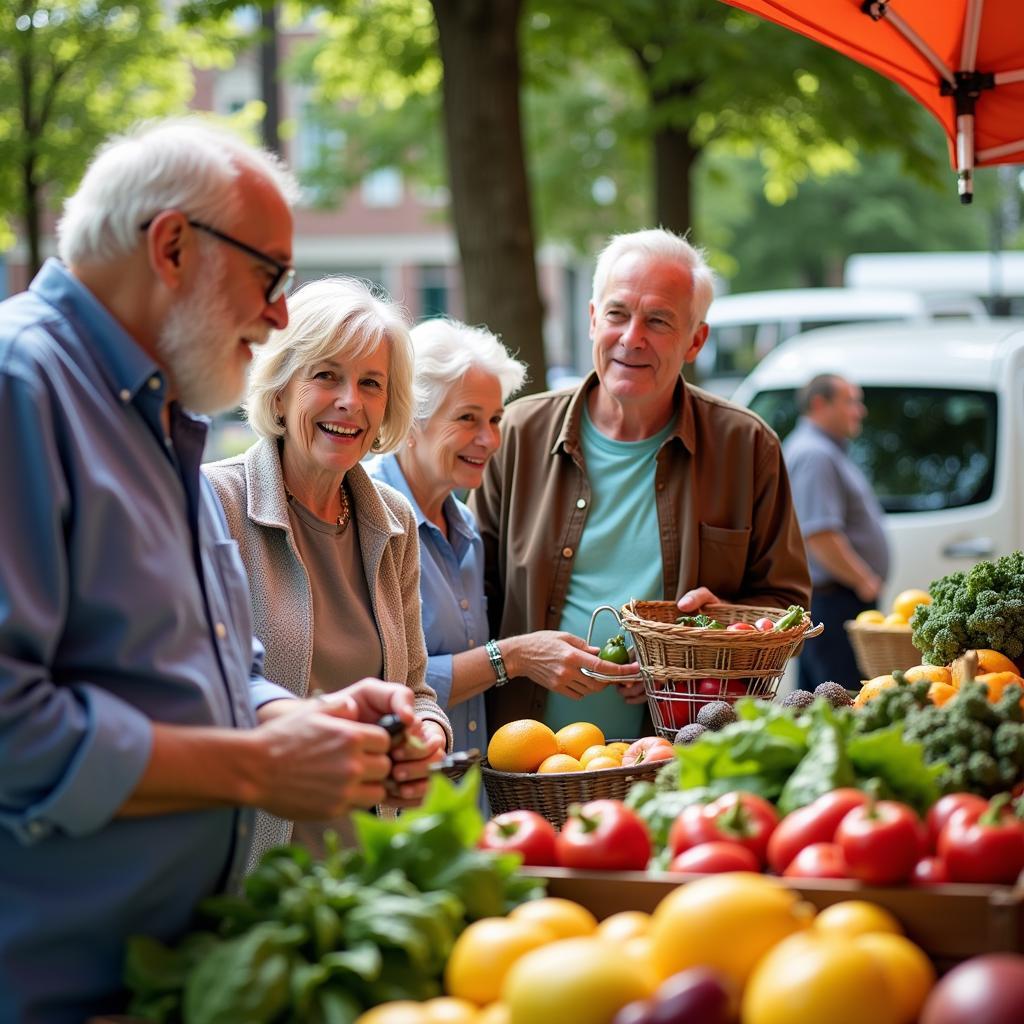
[204,277,452,861]
[366,318,641,765]
[0,119,417,1024]
[470,227,811,737]
[783,373,889,690]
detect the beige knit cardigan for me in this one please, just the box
[203,437,452,860]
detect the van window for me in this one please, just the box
[749,387,998,513]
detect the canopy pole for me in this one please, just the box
[860,1,956,87]
[960,0,985,71]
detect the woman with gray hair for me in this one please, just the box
[204,276,452,859]
[366,318,638,762]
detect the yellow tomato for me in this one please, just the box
[583,755,621,771]
[648,873,813,990]
[743,932,902,1024]
[445,918,553,1006]
[892,588,931,622]
[502,937,652,1024]
[422,998,480,1024]
[605,742,631,757]
[855,609,886,625]
[509,898,598,939]
[856,932,935,1024]
[813,900,903,939]
[596,910,651,944]
[355,1003,429,1024]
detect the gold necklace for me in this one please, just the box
[285,481,350,528]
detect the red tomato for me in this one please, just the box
[668,840,760,874]
[478,810,558,866]
[938,794,1024,885]
[835,798,924,885]
[622,736,675,767]
[669,791,778,865]
[726,621,757,632]
[925,793,989,852]
[911,855,951,887]
[766,788,869,874]
[697,678,749,697]
[653,688,695,730]
[753,617,776,632]
[556,799,652,871]
[782,842,849,879]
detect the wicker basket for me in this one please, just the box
[481,744,661,829]
[619,601,823,739]
[844,620,921,680]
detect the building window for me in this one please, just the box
[419,266,448,319]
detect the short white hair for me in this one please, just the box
[57,117,300,266]
[245,276,414,453]
[591,227,715,330]
[409,318,527,424]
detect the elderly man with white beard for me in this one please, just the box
[0,119,419,1024]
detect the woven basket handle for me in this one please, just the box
[584,604,626,647]
[804,621,825,639]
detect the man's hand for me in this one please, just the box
[676,587,721,613]
[247,704,393,819]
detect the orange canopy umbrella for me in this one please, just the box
[719,0,1024,202]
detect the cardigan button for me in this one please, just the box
[562,547,573,558]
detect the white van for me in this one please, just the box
[699,287,988,396]
[730,320,1024,606]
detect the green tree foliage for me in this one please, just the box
[0,1,230,276]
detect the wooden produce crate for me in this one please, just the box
[523,866,1024,970]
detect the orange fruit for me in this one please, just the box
[952,649,1020,685]
[510,898,598,939]
[597,911,651,943]
[903,664,953,686]
[487,719,559,773]
[555,722,605,760]
[605,741,631,757]
[883,613,910,628]
[854,675,897,707]
[583,756,621,771]
[975,671,1024,703]
[856,932,935,1024]
[355,1003,429,1024]
[579,744,610,767]
[892,589,932,621]
[813,900,903,938]
[927,682,958,707]
[476,1005,511,1024]
[537,753,582,773]
[422,998,480,1024]
[445,917,554,1005]
[855,609,886,625]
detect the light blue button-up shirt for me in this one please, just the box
[0,260,292,1023]
[366,455,489,763]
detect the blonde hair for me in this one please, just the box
[409,318,527,423]
[245,277,414,453]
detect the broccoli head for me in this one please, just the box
[912,552,1024,665]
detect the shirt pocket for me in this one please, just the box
[698,523,752,598]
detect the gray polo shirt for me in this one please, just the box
[783,418,890,589]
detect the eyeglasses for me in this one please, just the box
[140,217,295,304]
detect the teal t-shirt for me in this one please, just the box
[544,405,673,739]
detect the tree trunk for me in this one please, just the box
[15,6,42,278]
[430,0,547,394]
[259,5,281,155]
[22,158,41,279]
[651,94,699,241]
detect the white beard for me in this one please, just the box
[156,250,263,415]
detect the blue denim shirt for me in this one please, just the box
[0,260,292,1023]
[365,455,489,759]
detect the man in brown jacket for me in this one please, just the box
[469,228,811,736]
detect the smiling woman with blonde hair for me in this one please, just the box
[204,276,452,860]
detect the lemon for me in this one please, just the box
[855,609,886,625]
[883,612,911,628]
[892,588,932,621]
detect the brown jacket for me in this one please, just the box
[468,373,811,729]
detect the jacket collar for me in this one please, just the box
[242,437,404,538]
[552,371,695,455]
